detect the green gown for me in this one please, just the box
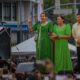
[32,21,53,62]
[52,24,73,73]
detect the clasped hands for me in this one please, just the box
[49,33,59,40]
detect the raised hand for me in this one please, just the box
[28,16,32,26]
[27,16,33,32]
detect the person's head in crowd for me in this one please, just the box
[40,12,47,23]
[3,68,8,74]
[28,56,36,62]
[44,59,54,73]
[34,69,43,80]
[25,56,28,59]
[44,59,54,79]
[76,12,80,24]
[57,15,65,26]
[67,74,76,80]
[12,73,17,79]
[0,68,3,77]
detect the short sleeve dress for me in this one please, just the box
[53,24,73,73]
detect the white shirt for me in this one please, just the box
[72,22,80,46]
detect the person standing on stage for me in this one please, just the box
[51,16,73,73]
[72,13,80,73]
[28,13,54,62]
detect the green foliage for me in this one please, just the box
[60,0,74,8]
[43,0,54,9]
[64,14,76,24]
[43,0,74,9]
[61,0,74,4]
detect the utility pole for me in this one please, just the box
[74,0,77,16]
[19,0,23,42]
[17,0,23,44]
[55,0,60,9]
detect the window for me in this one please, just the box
[3,3,11,21]
[2,2,17,21]
[12,3,17,21]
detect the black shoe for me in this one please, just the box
[67,74,76,80]
[57,71,65,75]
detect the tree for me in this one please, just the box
[60,0,74,8]
[43,0,54,9]
[61,0,74,4]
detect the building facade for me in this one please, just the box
[0,0,43,45]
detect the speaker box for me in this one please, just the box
[0,28,11,59]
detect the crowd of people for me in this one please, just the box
[0,57,55,80]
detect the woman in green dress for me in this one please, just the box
[51,16,73,73]
[28,13,54,62]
